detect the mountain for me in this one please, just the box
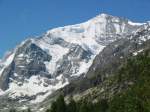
[44,48,150,112]
[62,22,150,96]
[39,22,150,112]
[0,13,149,111]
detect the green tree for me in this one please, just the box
[110,52,150,112]
[9,108,16,112]
[97,99,109,112]
[45,109,50,112]
[27,108,31,112]
[50,101,57,112]
[56,95,66,112]
[67,98,77,112]
[79,103,88,112]
[79,100,93,112]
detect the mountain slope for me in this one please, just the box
[36,22,150,112]
[45,49,150,112]
[0,13,148,111]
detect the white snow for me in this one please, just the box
[133,49,144,56]
[41,18,108,78]
[18,105,28,110]
[17,53,24,58]
[114,24,121,34]
[0,89,5,95]
[47,14,108,46]
[71,45,105,77]
[14,73,18,77]
[8,76,49,98]
[35,39,69,74]
[2,53,15,67]
[133,52,138,56]
[140,36,147,41]
[7,75,69,103]
[30,76,69,103]
[128,21,144,26]
[139,35,150,42]
[0,52,15,76]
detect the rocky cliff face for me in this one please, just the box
[0,13,148,111]
[87,23,150,78]
[40,22,150,112]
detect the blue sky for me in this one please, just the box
[0,0,150,58]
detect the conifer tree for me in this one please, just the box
[56,95,66,112]
[50,101,57,112]
[67,98,76,112]
[9,108,16,112]
[27,108,31,112]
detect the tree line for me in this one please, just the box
[46,51,150,112]
[9,51,150,112]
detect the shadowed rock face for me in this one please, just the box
[0,38,95,93]
[0,40,52,90]
[56,45,93,78]
[55,24,150,98]
[87,24,150,79]
[0,62,15,90]
[14,41,52,78]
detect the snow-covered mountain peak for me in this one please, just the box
[92,13,120,22]
[98,13,109,17]
[0,13,147,104]
[46,13,143,36]
[43,13,144,52]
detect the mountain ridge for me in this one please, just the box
[0,13,149,111]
